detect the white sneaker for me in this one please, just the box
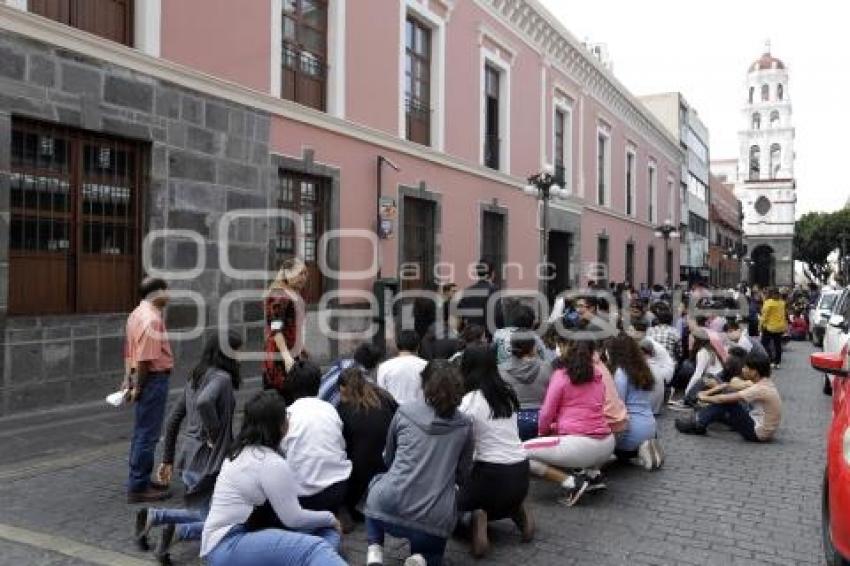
[404,554,427,566]
[366,544,384,566]
[637,439,664,471]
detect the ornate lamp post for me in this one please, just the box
[525,167,570,297]
[654,218,680,289]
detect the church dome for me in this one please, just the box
[750,51,785,73]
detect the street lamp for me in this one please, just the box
[654,218,680,289]
[525,167,570,297]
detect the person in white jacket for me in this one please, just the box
[638,338,675,415]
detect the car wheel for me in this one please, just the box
[823,470,850,566]
[824,375,834,396]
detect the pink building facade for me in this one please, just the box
[0,0,682,411]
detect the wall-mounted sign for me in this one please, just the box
[379,197,396,239]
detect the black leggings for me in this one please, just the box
[298,479,348,514]
[761,331,783,365]
[458,460,529,520]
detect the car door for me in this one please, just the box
[825,290,850,354]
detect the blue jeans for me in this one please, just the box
[205,525,345,566]
[150,508,205,541]
[696,402,760,442]
[517,409,539,441]
[366,518,447,566]
[128,372,169,493]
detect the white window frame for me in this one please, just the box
[624,146,636,217]
[272,0,346,118]
[667,175,676,224]
[647,160,658,224]
[596,125,611,207]
[9,0,162,56]
[552,92,573,192]
[398,0,446,150]
[480,48,511,174]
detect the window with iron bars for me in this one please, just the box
[405,17,432,146]
[8,119,144,315]
[282,0,328,111]
[275,170,329,304]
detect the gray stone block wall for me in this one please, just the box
[0,30,307,416]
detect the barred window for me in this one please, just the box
[29,0,134,46]
[275,171,328,304]
[405,17,432,146]
[9,119,143,315]
[282,0,328,111]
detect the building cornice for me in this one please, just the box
[584,204,659,231]
[0,5,586,203]
[473,0,683,165]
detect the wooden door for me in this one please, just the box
[402,197,435,291]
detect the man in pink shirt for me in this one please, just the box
[125,277,174,503]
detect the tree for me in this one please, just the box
[795,212,836,284]
[795,209,850,284]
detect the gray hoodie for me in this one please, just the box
[498,357,551,410]
[365,400,473,538]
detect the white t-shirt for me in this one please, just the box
[201,447,335,557]
[644,337,674,415]
[377,355,428,405]
[459,390,526,465]
[281,397,352,497]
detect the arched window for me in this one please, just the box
[748,86,754,104]
[752,113,761,130]
[749,145,761,180]
[777,83,784,101]
[761,84,769,101]
[770,144,781,178]
[770,110,780,128]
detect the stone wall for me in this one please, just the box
[0,30,282,415]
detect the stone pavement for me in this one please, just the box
[0,342,832,565]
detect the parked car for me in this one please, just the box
[813,290,843,347]
[826,289,850,358]
[810,346,850,566]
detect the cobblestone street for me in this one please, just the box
[0,341,831,565]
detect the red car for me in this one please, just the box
[811,346,850,565]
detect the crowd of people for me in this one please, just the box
[121,259,803,565]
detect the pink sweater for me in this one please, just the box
[537,367,611,438]
[596,361,628,433]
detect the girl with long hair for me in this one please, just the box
[201,392,345,565]
[263,257,309,398]
[606,334,662,470]
[336,367,398,522]
[522,340,615,507]
[676,328,725,407]
[134,330,243,563]
[458,346,533,558]
[365,361,473,566]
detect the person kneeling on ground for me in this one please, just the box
[459,346,534,558]
[135,331,243,564]
[365,360,473,566]
[606,334,663,471]
[522,340,615,507]
[282,361,352,515]
[318,343,384,407]
[336,367,398,523]
[200,392,345,566]
[675,353,782,442]
[498,334,552,441]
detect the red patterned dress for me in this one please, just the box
[262,289,298,393]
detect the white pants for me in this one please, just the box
[523,434,615,476]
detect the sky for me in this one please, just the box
[539,0,850,217]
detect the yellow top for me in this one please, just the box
[761,298,788,333]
